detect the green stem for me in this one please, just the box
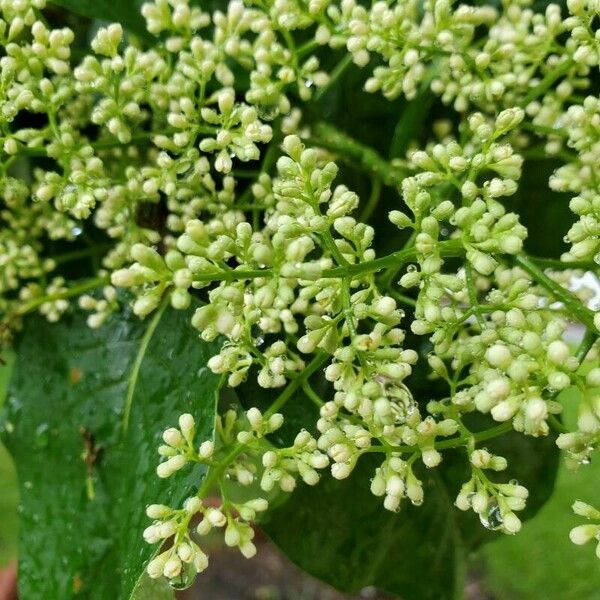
[302,380,324,408]
[265,351,329,417]
[367,422,515,455]
[575,328,597,364]
[548,414,568,435]
[191,239,464,284]
[520,121,568,139]
[121,294,170,433]
[519,58,574,107]
[358,177,382,224]
[514,254,597,329]
[388,289,417,308]
[314,53,353,102]
[528,256,599,271]
[13,276,108,317]
[309,122,408,187]
[51,244,112,265]
[465,264,484,328]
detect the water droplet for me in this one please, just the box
[71,226,83,236]
[168,563,196,591]
[34,422,50,448]
[407,264,418,272]
[257,103,279,121]
[509,479,519,486]
[480,503,504,530]
[304,79,314,89]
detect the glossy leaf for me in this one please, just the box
[50,0,150,38]
[0,302,221,599]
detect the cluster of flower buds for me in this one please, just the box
[370,454,424,512]
[455,449,528,535]
[550,96,600,264]
[78,286,118,329]
[557,369,600,467]
[570,500,600,559]
[144,493,268,585]
[155,414,214,479]
[259,429,329,491]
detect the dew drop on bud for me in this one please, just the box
[480,503,504,530]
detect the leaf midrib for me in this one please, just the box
[121,298,169,434]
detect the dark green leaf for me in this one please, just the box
[50,0,150,39]
[0,302,221,599]
[0,352,18,568]
[506,159,573,258]
[262,458,464,600]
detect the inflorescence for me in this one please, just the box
[1,0,600,588]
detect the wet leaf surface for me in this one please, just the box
[0,303,221,599]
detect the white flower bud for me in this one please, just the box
[162,427,183,447]
[183,497,203,514]
[372,296,396,317]
[502,512,522,534]
[179,413,195,437]
[240,540,257,559]
[146,504,171,519]
[485,344,512,369]
[143,525,161,544]
[570,524,599,545]
[163,556,182,579]
[224,523,241,547]
[156,454,186,478]
[147,553,168,578]
[547,340,570,364]
[246,407,263,431]
[586,369,600,387]
[206,508,227,527]
[199,440,214,459]
[491,399,517,422]
[331,462,352,479]
[262,450,278,468]
[421,448,441,468]
[267,413,284,431]
[383,494,401,512]
[573,501,600,519]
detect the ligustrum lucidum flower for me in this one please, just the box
[2,0,600,590]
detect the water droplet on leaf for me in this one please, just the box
[34,422,50,448]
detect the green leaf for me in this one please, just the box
[0,352,18,568]
[130,573,176,600]
[50,0,150,39]
[506,159,573,258]
[0,301,222,599]
[263,459,464,600]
